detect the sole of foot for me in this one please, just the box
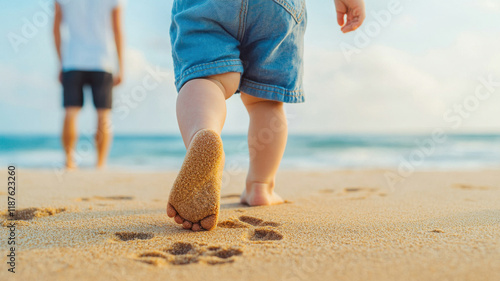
[167,129,224,231]
[240,183,284,206]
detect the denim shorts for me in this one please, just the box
[170,0,307,103]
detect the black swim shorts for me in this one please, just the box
[62,70,113,109]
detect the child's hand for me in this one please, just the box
[334,0,366,33]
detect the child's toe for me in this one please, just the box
[192,223,201,231]
[200,214,217,231]
[182,220,192,229]
[174,215,184,224]
[166,203,177,218]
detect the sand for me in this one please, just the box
[1,169,499,281]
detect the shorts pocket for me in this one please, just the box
[272,0,306,23]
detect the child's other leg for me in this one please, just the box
[240,93,286,206]
[167,72,240,231]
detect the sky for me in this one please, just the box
[0,0,499,135]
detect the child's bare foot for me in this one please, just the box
[166,129,224,231]
[240,182,284,206]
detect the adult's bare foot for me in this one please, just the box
[66,159,77,171]
[240,182,284,206]
[166,129,224,231]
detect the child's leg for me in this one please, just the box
[240,93,287,206]
[176,73,238,147]
[167,72,240,231]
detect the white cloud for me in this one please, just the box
[475,0,500,12]
[290,32,500,134]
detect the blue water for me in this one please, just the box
[0,134,499,170]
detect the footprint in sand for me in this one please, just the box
[453,184,491,190]
[77,196,134,202]
[2,207,66,221]
[218,215,281,228]
[250,227,284,241]
[319,187,387,198]
[217,215,284,241]
[238,215,281,227]
[344,187,379,193]
[136,242,243,266]
[115,232,154,241]
[341,187,387,199]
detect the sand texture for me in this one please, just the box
[1,169,499,281]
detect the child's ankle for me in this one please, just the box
[246,180,275,193]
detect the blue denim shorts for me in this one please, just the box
[170,0,307,103]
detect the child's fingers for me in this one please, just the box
[341,8,366,33]
[337,11,345,27]
[341,18,361,33]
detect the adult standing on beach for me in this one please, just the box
[53,0,124,169]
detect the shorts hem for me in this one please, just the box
[239,78,304,103]
[175,59,244,92]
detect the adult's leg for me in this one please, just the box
[240,93,287,206]
[90,72,114,169]
[95,109,112,168]
[62,106,81,169]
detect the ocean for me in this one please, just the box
[0,134,499,171]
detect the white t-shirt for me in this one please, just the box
[56,0,122,72]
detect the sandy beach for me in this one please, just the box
[1,169,499,281]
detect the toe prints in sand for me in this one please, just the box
[76,196,134,202]
[218,215,281,228]
[128,215,282,266]
[1,207,66,226]
[452,184,493,190]
[218,215,284,241]
[115,232,154,241]
[136,242,244,266]
[319,186,388,199]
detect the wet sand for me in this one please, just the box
[1,169,499,281]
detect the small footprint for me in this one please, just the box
[77,196,134,202]
[250,227,283,241]
[238,215,263,226]
[340,187,386,199]
[115,232,154,241]
[453,184,491,190]
[239,216,281,227]
[218,218,249,228]
[3,207,66,221]
[344,187,378,193]
[167,242,194,255]
[212,248,243,259]
[135,242,244,266]
[218,216,281,228]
